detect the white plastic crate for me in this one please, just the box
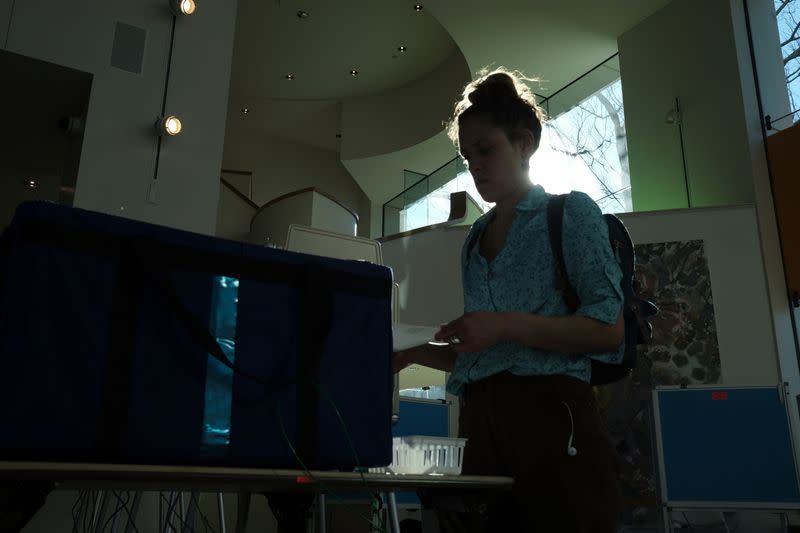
[369,435,467,475]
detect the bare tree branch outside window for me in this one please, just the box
[533,79,632,214]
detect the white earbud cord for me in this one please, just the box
[561,401,578,457]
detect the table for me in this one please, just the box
[0,462,514,533]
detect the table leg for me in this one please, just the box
[386,492,401,533]
[217,492,227,533]
[235,492,250,533]
[316,493,327,533]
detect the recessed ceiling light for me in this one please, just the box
[241,107,250,115]
[413,4,423,12]
[350,69,359,77]
[285,74,295,80]
[398,45,407,52]
[24,179,39,189]
[296,10,309,19]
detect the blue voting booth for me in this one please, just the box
[652,385,800,530]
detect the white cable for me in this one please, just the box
[561,401,578,457]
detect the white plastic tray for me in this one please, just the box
[369,435,467,476]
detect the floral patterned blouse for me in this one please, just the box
[446,185,624,396]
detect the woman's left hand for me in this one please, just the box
[434,312,506,353]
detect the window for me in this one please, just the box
[775,0,800,119]
[395,79,630,234]
[532,77,631,214]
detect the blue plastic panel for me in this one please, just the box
[656,387,800,505]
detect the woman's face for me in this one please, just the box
[458,114,532,204]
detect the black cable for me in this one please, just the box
[3,0,16,49]
[681,511,695,532]
[84,491,97,533]
[191,494,217,533]
[99,490,129,533]
[160,492,201,533]
[189,493,216,533]
[114,491,142,533]
[674,97,691,208]
[153,15,177,183]
[71,490,86,533]
[161,492,185,533]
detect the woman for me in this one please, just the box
[393,68,624,532]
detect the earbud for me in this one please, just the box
[562,401,578,457]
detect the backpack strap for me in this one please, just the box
[547,194,579,311]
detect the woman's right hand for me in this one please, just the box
[392,349,412,374]
[392,342,458,374]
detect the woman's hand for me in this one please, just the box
[392,349,412,374]
[434,312,506,353]
[391,343,460,373]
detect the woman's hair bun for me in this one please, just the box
[467,72,520,107]
[447,67,545,150]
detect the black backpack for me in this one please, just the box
[547,194,658,386]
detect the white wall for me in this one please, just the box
[249,192,313,246]
[215,183,256,242]
[311,194,358,237]
[2,0,238,235]
[619,0,756,211]
[222,128,371,237]
[620,206,779,385]
[340,50,469,161]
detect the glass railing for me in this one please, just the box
[383,156,474,236]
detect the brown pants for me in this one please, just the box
[429,372,622,533]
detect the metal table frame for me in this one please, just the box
[1,462,513,533]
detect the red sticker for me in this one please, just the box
[296,475,315,484]
[712,391,728,401]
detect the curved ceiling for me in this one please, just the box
[224,0,676,233]
[228,0,457,101]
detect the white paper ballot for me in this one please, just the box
[392,323,442,351]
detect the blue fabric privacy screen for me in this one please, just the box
[0,202,393,469]
[654,386,800,506]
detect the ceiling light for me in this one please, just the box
[414,4,423,11]
[241,107,250,115]
[285,73,295,80]
[156,115,183,136]
[398,45,407,52]
[296,10,309,19]
[350,69,359,77]
[24,179,39,189]
[171,0,196,16]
